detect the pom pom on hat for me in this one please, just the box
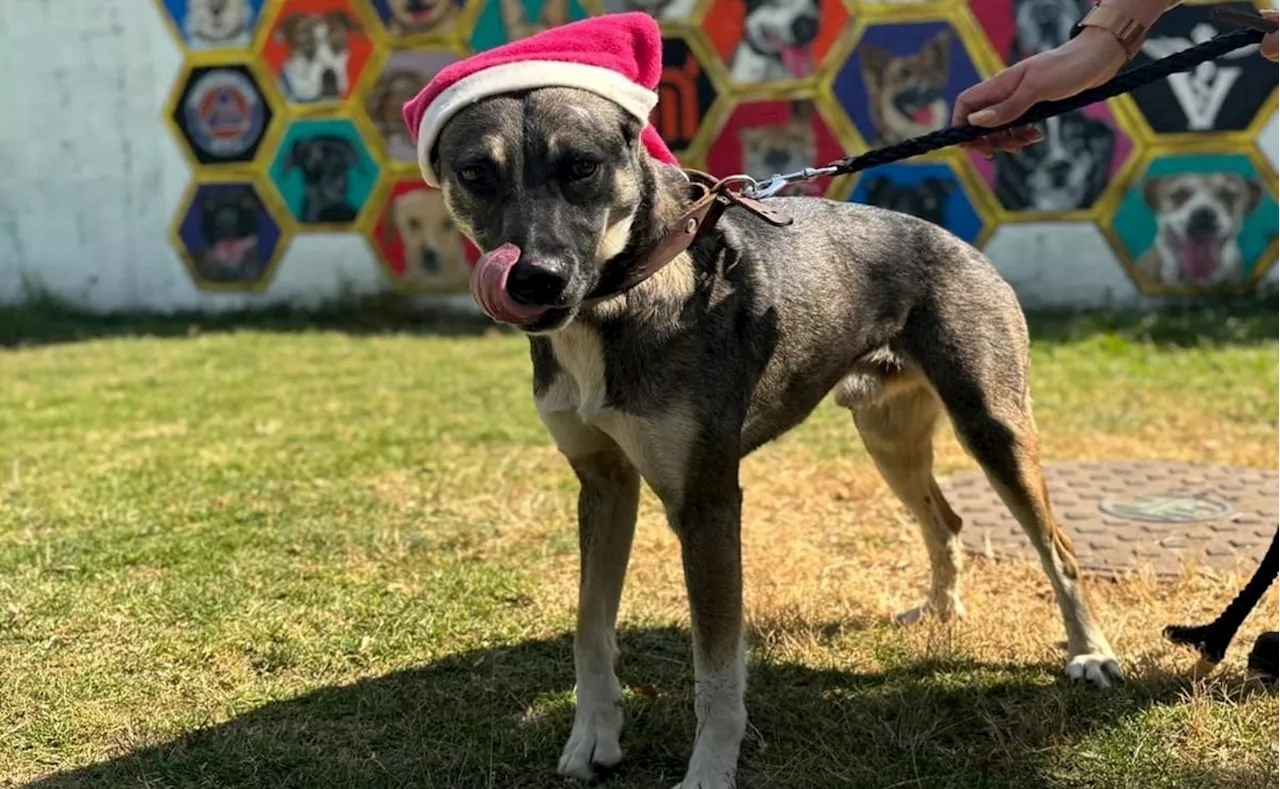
[402,12,680,187]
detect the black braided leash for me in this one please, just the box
[745,23,1268,196]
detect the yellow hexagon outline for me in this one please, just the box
[1107,0,1277,147]
[650,27,735,164]
[167,169,296,294]
[150,0,271,52]
[161,50,288,174]
[357,174,485,295]
[349,40,473,177]
[361,0,476,48]
[1251,105,1279,175]
[260,113,388,234]
[695,0,858,95]
[1096,141,1280,298]
[251,0,387,119]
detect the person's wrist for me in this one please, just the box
[1068,26,1130,72]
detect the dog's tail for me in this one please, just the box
[1163,529,1278,663]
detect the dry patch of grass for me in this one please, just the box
[0,305,1277,788]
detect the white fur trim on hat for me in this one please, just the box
[416,59,660,187]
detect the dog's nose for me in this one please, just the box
[420,249,440,274]
[791,15,818,43]
[1187,207,1220,240]
[1048,160,1072,184]
[506,258,569,306]
[320,70,340,98]
[764,149,793,171]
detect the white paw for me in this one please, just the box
[895,598,966,625]
[671,769,736,789]
[556,700,624,781]
[1065,651,1125,688]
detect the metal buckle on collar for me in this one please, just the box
[742,166,841,200]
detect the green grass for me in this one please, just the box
[1,300,1277,788]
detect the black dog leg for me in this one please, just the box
[1163,530,1278,664]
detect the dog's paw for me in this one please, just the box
[1065,652,1125,688]
[895,598,966,626]
[557,705,624,781]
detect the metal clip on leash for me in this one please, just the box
[741,9,1274,200]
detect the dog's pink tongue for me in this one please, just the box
[779,43,813,77]
[471,243,551,327]
[1179,237,1220,281]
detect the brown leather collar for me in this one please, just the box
[584,169,793,302]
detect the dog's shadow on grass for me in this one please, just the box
[23,626,1272,789]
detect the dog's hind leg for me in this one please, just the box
[841,374,967,625]
[541,413,641,782]
[915,317,1123,687]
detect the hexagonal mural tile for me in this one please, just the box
[600,0,697,22]
[157,0,265,49]
[702,0,848,85]
[171,179,287,290]
[833,20,982,148]
[967,0,1091,65]
[367,0,467,38]
[705,98,844,197]
[169,62,274,166]
[257,0,375,106]
[361,49,462,167]
[468,0,590,53]
[1256,110,1278,174]
[982,221,1140,309]
[1128,2,1276,135]
[268,117,381,228]
[1111,152,1279,293]
[848,161,985,246]
[369,178,481,293]
[651,32,720,158]
[965,103,1134,214]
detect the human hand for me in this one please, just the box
[951,27,1129,157]
[1262,9,1278,62]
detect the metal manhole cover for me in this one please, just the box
[937,460,1278,579]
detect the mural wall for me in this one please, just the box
[1,0,1276,311]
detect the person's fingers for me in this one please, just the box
[952,65,1026,128]
[1262,31,1278,63]
[966,77,1040,128]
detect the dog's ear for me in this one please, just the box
[921,30,950,73]
[381,199,403,247]
[283,138,308,174]
[859,45,891,90]
[1140,176,1164,210]
[789,100,813,124]
[367,78,389,120]
[328,9,362,33]
[1240,177,1262,215]
[274,12,300,43]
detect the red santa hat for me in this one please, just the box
[401,12,680,187]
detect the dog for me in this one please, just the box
[499,0,570,42]
[429,85,1124,788]
[601,0,697,20]
[862,174,951,227]
[383,188,472,289]
[992,111,1115,212]
[384,0,460,35]
[366,68,430,156]
[1009,0,1090,62]
[738,101,821,197]
[283,134,365,223]
[193,187,265,283]
[184,0,254,48]
[728,0,821,82]
[1134,171,1262,288]
[860,29,951,146]
[274,9,362,103]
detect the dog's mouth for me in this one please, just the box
[471,243,564,329]
[1165,227,1224,281]
[211,235,257,265]
[762,31,814,77]
[893,90,943,126]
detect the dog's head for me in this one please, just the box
[860,30,951,135]
[386,188,466,277]
[275,10,359,62]
[1142,172,1261,282]
[199,187,261,265]
[367,68,429,137]
[1000,111,1114,212]
[285,134,361,201]
[1012,0,1089,58]
[431,87,670,334]
[387,0,456,30]
[738,101,820,196]
[187,0,252,42]
[742,0,820,76]
[863,175,951,226]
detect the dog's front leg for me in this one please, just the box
[670,478,747,789]
[543,414,641,781]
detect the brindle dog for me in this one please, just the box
[430,87,1124,788]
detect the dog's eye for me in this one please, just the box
[567,159,599,180]
[458,165,486,184]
